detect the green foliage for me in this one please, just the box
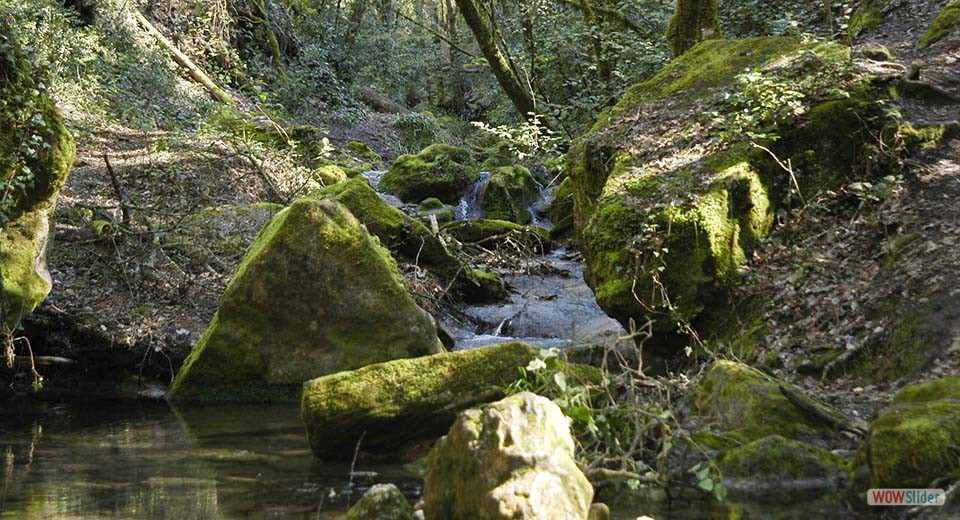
[472,113,563,161]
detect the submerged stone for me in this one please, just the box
[345,484,414,520]
[423,392,594,520]
[167,199,442,403]
[380,144,478,203]
[301,342,538,460]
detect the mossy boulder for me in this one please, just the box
[313,164,347,186]
[442,219,551,253]
[301,342,538,460]
[718,435,846,488]
[919,0,960,48]
[167,199,443,403]
[380,144,479,204]
[687,360,847,445]
[1,22,76,327]
[479,165,539,224]
[417,198,455,225]
[423,392,594,520]
[854,377,960,489]
[346,140,383,162]
[310,178,505,302]
[566,37,885,354]
[344,484,414,520]
[548,177,575,238]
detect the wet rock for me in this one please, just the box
[345,484,414,520]
[479,165,539,224]
[854,377,960,489]
[686,360,848,446]
[1,22,76,326]
[423,392,593,519]
[718,435,846,491]
[301,342,538,460]
[166,199,443,403]
[380,144,478,203]
[442,219,551,252]
[547,177,575,239]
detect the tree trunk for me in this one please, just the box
[454,0,536,119]
[665,0,720,57]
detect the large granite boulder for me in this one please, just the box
[1,21,75,326]
[423,392,594,519]
[167,199,443,402]
[300,342,538,460]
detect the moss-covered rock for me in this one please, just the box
[417,197,455,225]
[548,177,575,239]
[1,22,76,326]
[166,199,443,403]
[479,165,539,224]
[718,435,846,486]
[423,392,594,520]
[919,0,960,48]
[310,178,505,303]
[313,164,347,186]
[567,37,885,354]
[346,140,383,163]
[344,484,414,520]
[851,377,960,489]
[418,197,445,211]
[442,219,551,253]
[380,144,479,203]
[687,360,847,445]
[301,342,538,459]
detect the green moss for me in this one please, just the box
[918,0,960,48]
[311,178,503,303]
[167,199,442,403]
[418,197,445,211]
[665,0,721,56]
[891,376,960,406]
[1,22,76,325]
[849,0,890,37]
[860,46,895,61]
[479,165,539,223]
[718,435,846,482]
[380,144,479,203]
[346,140,383,162]
[866,401,960,488]
[688,360,847,444]
[345,484,414,520]
[301,342,539,459]
[442,219,551,252]
[314,164,347,186]
[548,177,575,239]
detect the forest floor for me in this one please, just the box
[740,0,960,418]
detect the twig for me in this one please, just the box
[752,142,806,206]
[345,431,366,505]
[103,154,130,226]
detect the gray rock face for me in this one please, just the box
[423,392,594,520]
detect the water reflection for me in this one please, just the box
[0,400,419,519]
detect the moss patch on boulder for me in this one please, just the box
[310,178,505,302]
[300,342,538,459]
[1,22,76,326]
[479,165,539,224]
[345,484,414,520]
[380,144,478,204]
[919,0,960,48]
[442,219,551,253]
[718,435,846,486]
[167,199,443,403]
[849,0,891,37]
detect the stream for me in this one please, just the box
[0,173,869,519]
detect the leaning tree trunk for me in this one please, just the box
[454,0,536,119]
[665,0,721,57]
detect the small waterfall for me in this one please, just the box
[361,169,405,209]
[455,171,491,221]
[528,182,558,230]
